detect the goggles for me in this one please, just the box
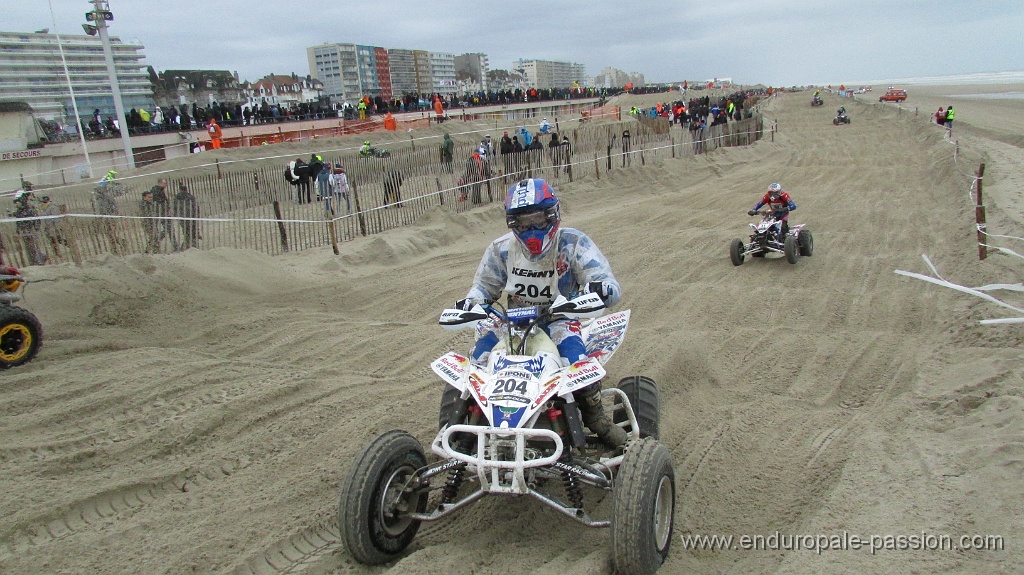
[507,209,553,232]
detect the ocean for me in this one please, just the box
[845,71,1024,86]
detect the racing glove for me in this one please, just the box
[455,298,478,311]
[747,209,758,216]
[585,281,614,303]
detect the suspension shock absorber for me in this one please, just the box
[442,462,467,503]
[444,403,483,503]
[562,469,584,509]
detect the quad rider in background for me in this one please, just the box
[748,183,797,239]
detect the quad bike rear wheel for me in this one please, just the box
[729,239,745,266]
[612,437,676,575]
[784,235,799,264]
[339,430,427,565]
[798,229,814,257]
[0,305,42,369]
[614,376,660,439]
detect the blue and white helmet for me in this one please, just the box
[505,178,560,258]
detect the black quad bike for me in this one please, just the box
[0,267,43,369]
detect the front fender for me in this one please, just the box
[431,352,469,392]
[556,357,607,397]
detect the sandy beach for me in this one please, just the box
[1,80,1022,575]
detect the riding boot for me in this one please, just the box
[574,383,628,449]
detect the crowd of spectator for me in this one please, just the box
[38,86,621,144]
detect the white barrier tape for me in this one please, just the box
[895,255,1024,324]
[0,212,333,225]
[979,317,1024,325]
[982,232,1024,243]
[972,281,1024,292]
[980,244,1024,261]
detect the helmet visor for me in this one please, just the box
[507,209,554,232]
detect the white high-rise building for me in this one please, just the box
[307,43,389,103]
[429,52,456,93]
[0,31,153,122]
[512,59,586,89]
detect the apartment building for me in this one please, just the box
[307,43,389,103]
[0,30,153,122]
[387,49,434,96]
[512,59,587,89]
[454,53,490,92]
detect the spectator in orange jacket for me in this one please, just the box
[207,118,223,149]
[383,111,397,131]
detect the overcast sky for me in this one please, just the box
[7,0,1023,87]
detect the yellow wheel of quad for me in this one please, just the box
[0,305,42,369]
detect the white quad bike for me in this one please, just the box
[730,210,814,266]
[339,292,676,575]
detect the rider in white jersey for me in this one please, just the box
[456,178,627,447]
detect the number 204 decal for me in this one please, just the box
[492,378,529,395]
[514,284,552,299]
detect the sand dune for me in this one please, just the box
[1,83,1022,575]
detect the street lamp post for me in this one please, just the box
[85,0,135,170]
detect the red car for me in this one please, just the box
[879,88,908,102]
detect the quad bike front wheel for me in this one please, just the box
[798,229,814,257]
[339,429,428,565]
[0,305,42,369]
[784,235,799,264]
[729,239,745,266]
[612,437,676,575]
[438,385,463,431]
[615,376,660,439]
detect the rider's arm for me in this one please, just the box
[563,229,622,307]
[787,199,797,211]
[464,235,510,304]
[753,192,770,211]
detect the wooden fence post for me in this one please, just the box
[351,180,367,237]
[272,200,288,251]
[216,158,222,179]
[59,204,83,266]
[594,154,600,180]
[327,217,339,255]
[976,163,987,261]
